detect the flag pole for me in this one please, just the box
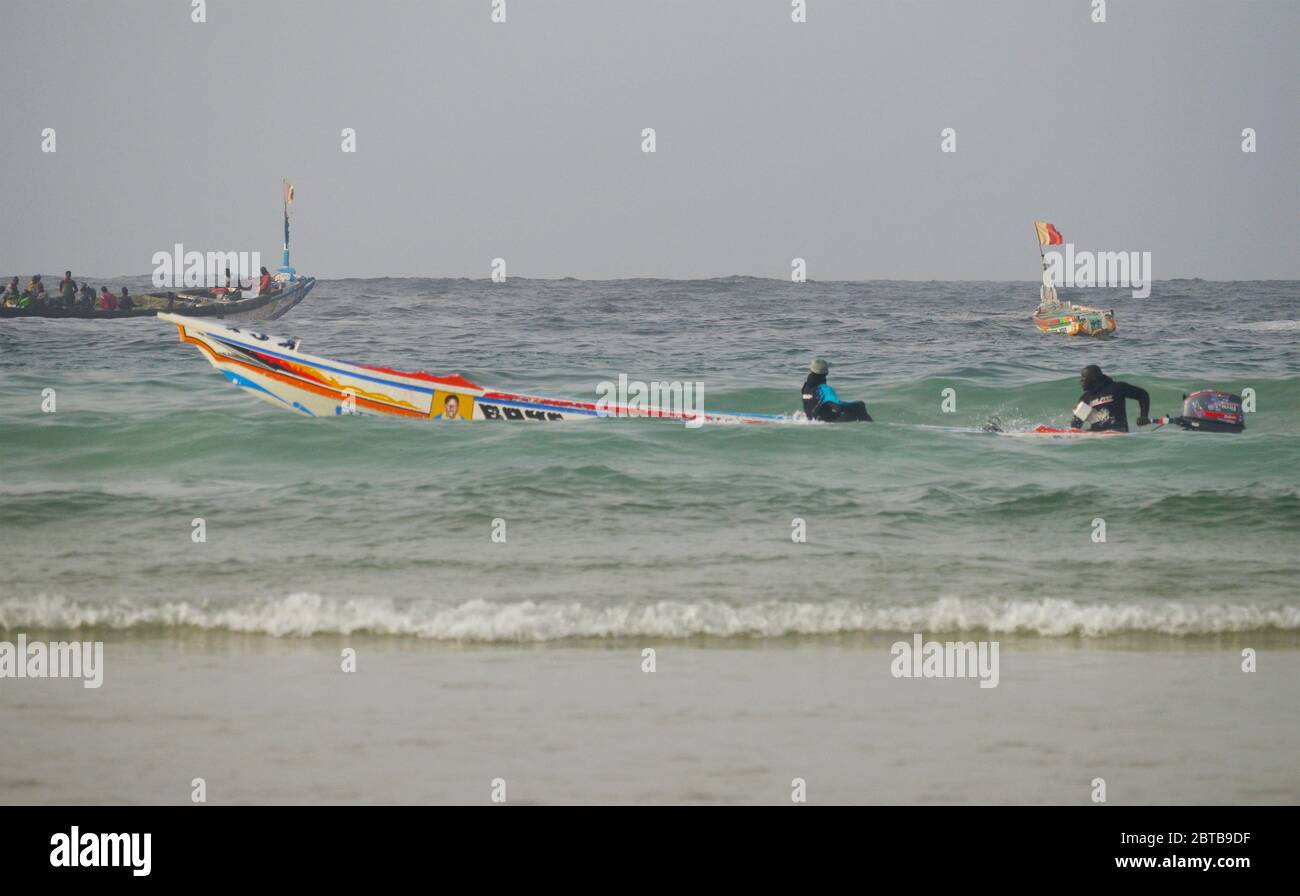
[279,178,295,279]
[1033,222,1050,309]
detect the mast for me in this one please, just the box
[1034,222,1057,307]
[279,179,296,279]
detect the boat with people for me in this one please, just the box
[1,183,314,322]
[1030,220,1117,336]
[162,314,1245,437]
[1,277,315,322]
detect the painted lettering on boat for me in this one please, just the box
[479,404,566,421]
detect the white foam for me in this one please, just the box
[1228,319,1300,332]
[1,593,1297,641]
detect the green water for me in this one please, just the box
[1,278,1297,641]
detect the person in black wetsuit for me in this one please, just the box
[1070,364,1150,432]
[801,358,872,422]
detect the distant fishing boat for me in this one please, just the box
[1030,220,1116,336]
[0,182,314,322]
[0,279,315,322]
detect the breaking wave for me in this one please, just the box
[2,593,1297,641]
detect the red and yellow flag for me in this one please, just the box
[285,182,295,205]
[1034,221,1063,245]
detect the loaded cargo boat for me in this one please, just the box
[1030,220,1117,336]
[0,277,315,322]
[1,182,313,323]
[1031,299,1117,337]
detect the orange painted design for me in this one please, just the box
[272,356,424,412]
[176,326,426,418]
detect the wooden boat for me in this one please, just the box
[1030,220,1117,336]
[1031,260,1116,336]
[162,313,786,424]
[0,278,315,322]
[3,182,314,322]
[1032,301,1117,336]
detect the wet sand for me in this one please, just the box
[1,634,1295,804]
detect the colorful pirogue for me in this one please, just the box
[1,278,314,322]
[2,182,314,323]
[1030,220,1117,336]
[161,313,784,424]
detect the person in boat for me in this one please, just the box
[9,276,34,308]
[3,276,21,307]
[78,282,96,311]
[59,271,76,309]
[801,358,873,422]
[98,286,117,311]
[213,268,243,300]
[1070,365,1150,433]
[118,286,133,312]
[26,275,48,309]
[257,266,278,295]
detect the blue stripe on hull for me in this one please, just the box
[221,369,315,416]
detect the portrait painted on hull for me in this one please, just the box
[432,392,473,420]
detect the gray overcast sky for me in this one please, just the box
[1,0,1295,280]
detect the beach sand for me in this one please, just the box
[2,634,1295,805]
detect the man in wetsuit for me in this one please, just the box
[1070,364,1150,432]
[801,358,872,422]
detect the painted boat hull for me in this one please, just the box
[2,277,315,322]
[1032,304,1117,336]
[161,313,786,424]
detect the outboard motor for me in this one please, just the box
[1170,390,1245,433]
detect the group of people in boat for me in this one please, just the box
[2,266,284,314]
[2,271,134,312]
[802,359,1150,432]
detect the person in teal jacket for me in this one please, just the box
[800,358,872,422]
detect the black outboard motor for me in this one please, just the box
[1169,390,1245,433]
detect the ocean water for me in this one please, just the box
[0,278,1297,642]
[2,277,1298,804]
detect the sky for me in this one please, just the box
[0,0,1296,280]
